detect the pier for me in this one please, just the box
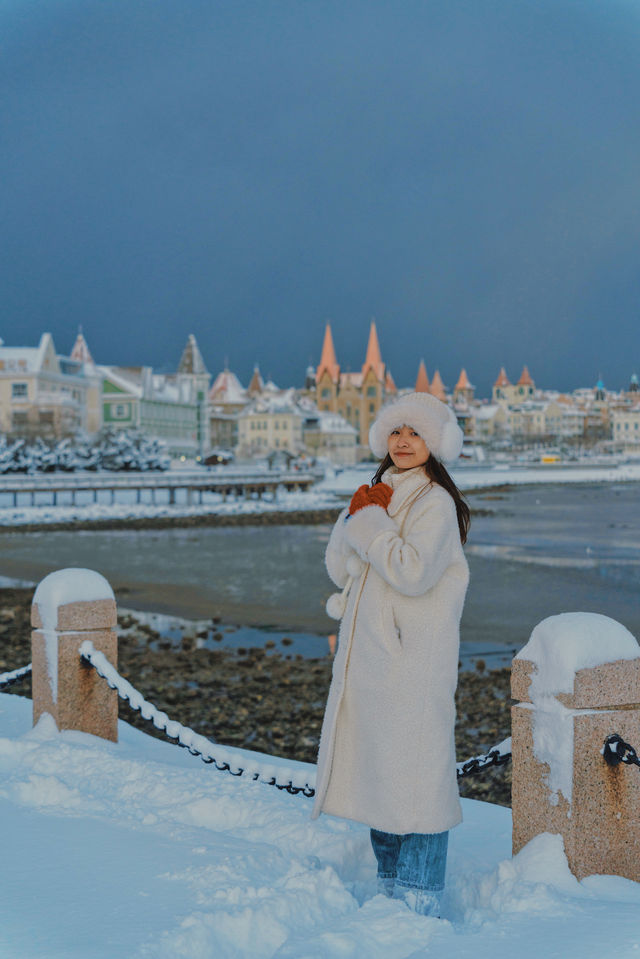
[0,468,317,508]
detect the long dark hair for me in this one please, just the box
[371,453,470,545]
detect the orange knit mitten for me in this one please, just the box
[367,482,393,510]
[348,485,372,515]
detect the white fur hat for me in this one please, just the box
[369,392,463,463]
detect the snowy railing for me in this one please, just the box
[79,640,316,797]
[0,663,32,688]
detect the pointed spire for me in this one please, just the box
[517,365,534,387]
[316,324,340,383]
[455,368,473,391]
[494,367,510,387]
[70,329,94,366]
[178,334,208,375]
[384,369,397,394]
[361,320,385,381]
[415,360,430,393]
[430,370,446,401]
[248,364,264,395]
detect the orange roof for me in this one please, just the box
[455,368,473,391]
[494,367,510,387]
[385,369,397,394]
[361,320,385,381]
[316,324,340,383]
[430,370,446,401]
[415,360,430,393]
[518,365,534,386]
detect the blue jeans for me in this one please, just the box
[370,828,448,914]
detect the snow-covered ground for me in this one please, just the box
[0,489,342,528]
[2,693,640,959]
[320,461,640,495]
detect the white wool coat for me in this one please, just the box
[311,465,469,835]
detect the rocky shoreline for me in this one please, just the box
[0,507,343,534]
[0,587,512,806]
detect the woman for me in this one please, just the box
[312,391,470,917]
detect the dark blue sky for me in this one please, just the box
[2,0,640,396]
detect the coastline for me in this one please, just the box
[0,586,511,806]
[0,506,342,534]
[0,460,639,531]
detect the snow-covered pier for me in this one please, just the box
[0,468,316,508]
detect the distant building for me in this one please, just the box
[315,321,396,454]
[492,366,536,405]
[100,334,210,458]
[302,409,357,465]
[612,406,640,450]
[237,390,304,458]
[208,367,248,451]
[0,332,102,439]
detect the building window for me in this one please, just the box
[12,383,28,399]
[367,386,376,397]
[11,411,28,429]
[369,403,375,413]
[115,404,127,418]
[321,388,330,399]
[39,411,54,425]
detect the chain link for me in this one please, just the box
[457,739,512,780]
[78,641,513,795]
[0,663,32,689]
[79,641,316,797]
[602,733,640,769]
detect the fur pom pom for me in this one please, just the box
[326,591,347,620]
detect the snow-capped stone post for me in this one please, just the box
[31,569,119,742]
[511,612,640,881]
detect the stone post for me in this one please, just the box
[511,612,640,881]
[31,568,118,742]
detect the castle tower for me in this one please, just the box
[70,329,95,368]
[358,321,387,448]
[429,370,446,402]
[516,365,535,399]
[248,364,265,397]
[177,334,210,455]
[453,368,475,405]
[415,360,430,393]
[493,367,511,403]
[315,324,340,413]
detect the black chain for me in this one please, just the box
[83,643,510,795]
[457,746,512,780]
[603,734,640,769]
[0,664,32,689]
[82,649,316,798]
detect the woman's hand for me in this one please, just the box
[367,483,393,509]
[348,482,393,515]
[348,485,371,515]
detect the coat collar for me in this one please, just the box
[382,465,432,517]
